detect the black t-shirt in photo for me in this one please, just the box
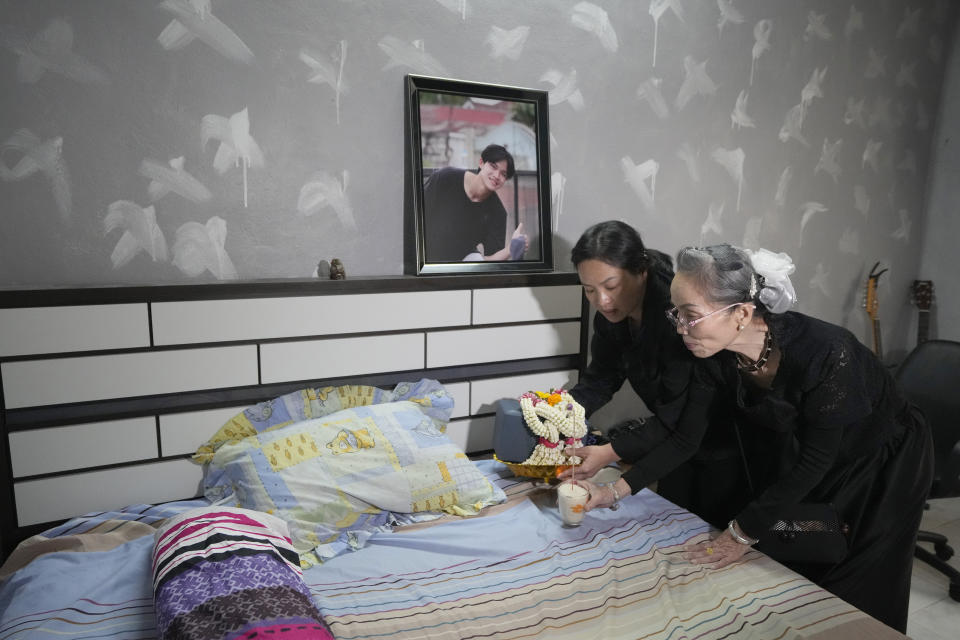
[422,167,507,262]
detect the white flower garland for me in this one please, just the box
[518,390,587,466]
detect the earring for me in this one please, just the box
[738,324,744,331]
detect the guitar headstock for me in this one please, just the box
[912,280,934,311]
[863,262,887,322]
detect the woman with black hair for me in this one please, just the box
[668,243,933,632]
[559,221,744,527]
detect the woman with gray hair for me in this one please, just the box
[669,243,932,633]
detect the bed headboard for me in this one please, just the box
[0,272,587,558]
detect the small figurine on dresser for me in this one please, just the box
[329,258,346,280]
[315,259,331,279]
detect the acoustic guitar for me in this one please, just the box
[863,262,887,358]
[911,280,935,345]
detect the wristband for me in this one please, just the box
[728,520,758,545]
[608,485,621,511]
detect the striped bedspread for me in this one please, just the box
[305,471,899,640]
[0,461,904,640]
[152,507,334,640]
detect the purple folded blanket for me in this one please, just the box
[152,507,333,640]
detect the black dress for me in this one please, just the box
[568,253,744,527]
[697,312,934,632]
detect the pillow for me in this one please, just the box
[152,506,334,640]
[196,378,455,502]
[205,397,505,566]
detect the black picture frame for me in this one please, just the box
[404,74,553,275]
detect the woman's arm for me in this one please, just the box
[568,314,629,417]
[615,377,717,493]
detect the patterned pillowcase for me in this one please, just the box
[195,379,454,502]
[207,400,505,567]
[152,507,334,640]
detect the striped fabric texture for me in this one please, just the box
[152,507,333,640]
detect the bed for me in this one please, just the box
[0,382,905,640]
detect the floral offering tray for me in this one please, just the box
[492,454,571,481]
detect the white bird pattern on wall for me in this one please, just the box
[157,0,254,65]
[775,166,792,209]
[571,2,619,53]
[731,90,754,129]
[297,170,358,231]
[779,104,808,146]
[865,48,886,79]
[621,156,659,213]
[843,97,867,128]
[485,25,529,61]
[677,143,701,183]
[700,201,724,245]
[891,209,912,242]
[378,36,448,77]
[434,0,468,21]
[139,157,211,203]
[172,216,237,280]
[862,139,883,172]
[0,17,109,85]
[201,107,264,208]
[896,7,922,39]
[814,138,843,184]
[541,68,585,111]
[675,56,717,111]
[637,77,670,119]
[844,6,864,39]
[301,41,348,125]
[896,62,917,88]
[717,0,745,36]
[104,200,168,268]
[799,201,828,247]
[854,184,870,218]
[804,11,832,41]
[648,0,684,68]
[751,20,772,86]
[800,67,828,123]
[810,263,831,297]
[711,146,745,212]
[0,128,72,220]
[839,228,860,255]
[743,216,762,250]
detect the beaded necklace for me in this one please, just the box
[736,330,773,372]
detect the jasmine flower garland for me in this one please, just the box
[518,390,587,466]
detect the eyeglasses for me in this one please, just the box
[665,302,743,331]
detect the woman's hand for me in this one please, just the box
[558,443,619,480]
[685,529,751,569]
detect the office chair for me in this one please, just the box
[895,339,960,602]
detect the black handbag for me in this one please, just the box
[734,426,850,564]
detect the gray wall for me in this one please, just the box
[1,0,955,362]
[920,12,960,343]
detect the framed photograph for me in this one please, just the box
[404,74,553,275]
